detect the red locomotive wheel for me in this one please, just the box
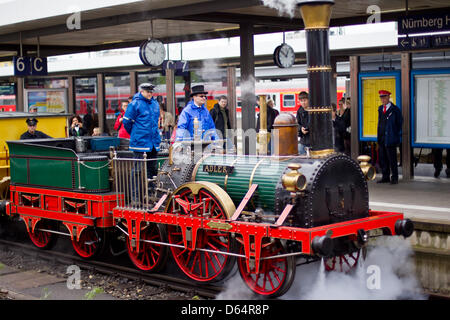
[127,224,168,272]
[166,184,236,283]
[28,219,58,250]
[72,227,102,259]
[237,239,296,298]
[324,249,364,273]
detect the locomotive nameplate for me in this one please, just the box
[202,165,234,175]
[207,221,233,231]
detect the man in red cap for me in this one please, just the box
[376,90,403,184]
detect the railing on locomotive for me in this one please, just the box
[113,152,169,211]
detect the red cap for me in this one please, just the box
[378,90,391,96]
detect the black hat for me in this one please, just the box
[139,83,155,92]
[190,85,208,97]
[26,117,38,126]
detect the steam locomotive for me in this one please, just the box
[0,0,413,298]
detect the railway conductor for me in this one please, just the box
[123,83,161,200]
[377,90,403,185]
[20,118,52,140]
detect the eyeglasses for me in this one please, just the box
[197,95,207,98]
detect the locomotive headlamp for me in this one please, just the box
[282,163,307,192]
[357,155,376,181]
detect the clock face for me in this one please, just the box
[275,44,295,68]
[142,39,166,66]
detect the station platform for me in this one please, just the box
[369,163,450,224]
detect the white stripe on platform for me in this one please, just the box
[369,201,450,213]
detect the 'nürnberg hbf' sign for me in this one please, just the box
[398,13,450,35]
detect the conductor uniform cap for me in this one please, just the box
[26,117,38,126]
[139,83,155,92]
[378,90,391,97]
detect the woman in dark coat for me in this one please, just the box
[68,115,88,137]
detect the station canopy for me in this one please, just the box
[0,0,449,60]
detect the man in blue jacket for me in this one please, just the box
[175,85,218,141]
[123,83,160,203]
[377,90,403,185]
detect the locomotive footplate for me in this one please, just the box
[112,206,411,274]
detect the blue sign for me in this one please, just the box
[30,57,48,75]
[13,56,31,76]
[398,33,450,50]
[398,13,450,35]
[432,34,450,48]
[162,60,189,76]
[13,56,48,76]
[398,36,431,50]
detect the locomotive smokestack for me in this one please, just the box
[297,0,334,157]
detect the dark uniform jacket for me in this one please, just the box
[20,130,51,140]
[296,106,310,146]
[377,102,403,146]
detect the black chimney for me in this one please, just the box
[297,0,334,157]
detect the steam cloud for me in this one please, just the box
[216,236,427,300]
[262,0,299,18]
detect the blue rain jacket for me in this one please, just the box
[175,100,218,141]
[123,92,161,152]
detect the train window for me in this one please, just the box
[283,94,296,108]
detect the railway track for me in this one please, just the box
[0,238,223,299]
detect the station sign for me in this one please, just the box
[398,12,450,35]
[161,60,189,76]
[398,34,450,50]
[398,36,431,50]
[13,56,48,76]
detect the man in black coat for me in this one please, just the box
[377,90,403,184]
[296,91,310,155]
[209,95,231,140]
[20,118,52,140]
[209,95,232,150]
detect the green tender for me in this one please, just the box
[8,141,110,192]
[194,155,292,211]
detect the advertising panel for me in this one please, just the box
[358,72,401,141]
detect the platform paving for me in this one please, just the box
[369,163,450,223]
[0,264,116,300]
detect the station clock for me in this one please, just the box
[273,43,295,68]
[139,39,166,67]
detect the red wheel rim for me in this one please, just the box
[28,220,55,248]
[237,240,289,296]
[325,250,360,272]
[167,188,233,282]
[72,228,100,259]
[127,224,165,271]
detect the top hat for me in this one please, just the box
[26,117,38,126]
[139,83,155,92]
[190,85,208,97]
[378,90,391,97]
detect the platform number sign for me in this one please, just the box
[162,60,190,76]
[13,56,48,76]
